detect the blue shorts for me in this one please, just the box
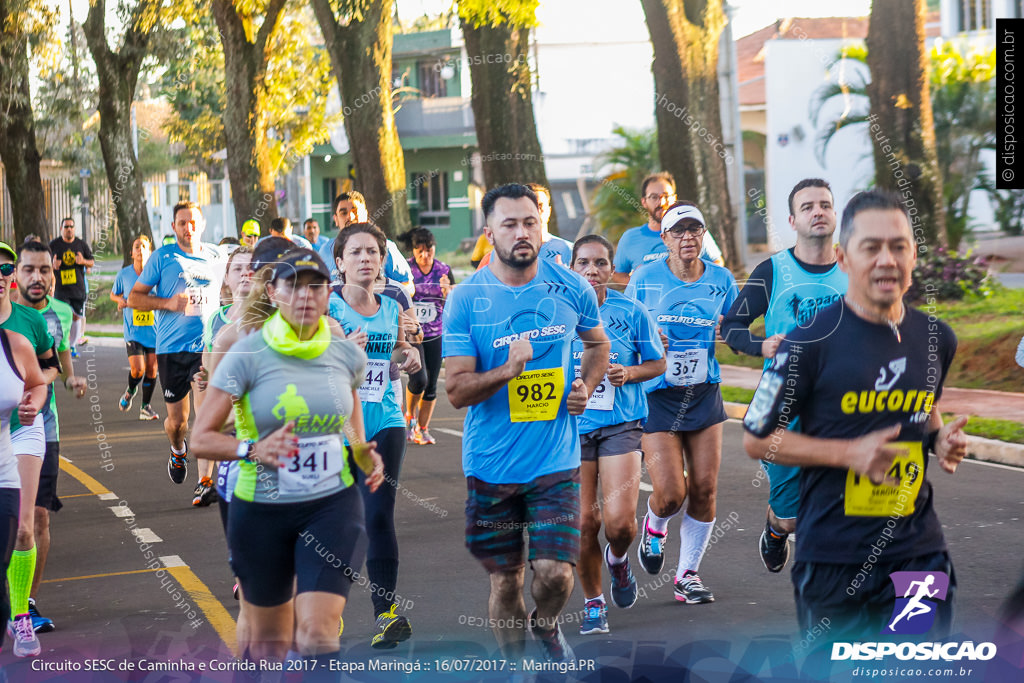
[643,383,728,434]
[761,460,800,519]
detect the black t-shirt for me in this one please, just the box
[743,300,957,564]
[49,237,94,300]
[721,249,838,357]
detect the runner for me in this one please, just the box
[0,241,68,657]
[304,219,329,252]
[128,202,224,505]
[625,201,737,605]
[14,240,89,634]
[569,235,664,635]
[743,189,969,641]
[192,248,384,672]
[48,217,94,354]
[476,183,572,269]
[110,236,160,421]
[402,227,455,445]
[328,223,422,649]
[240,219,260,249]
[444,183,609,663]
[259,217,313,250]
[721,178,847,573]
[0,319,47,657]
[611,173,723,285]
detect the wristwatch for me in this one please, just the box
[235,439,257,463]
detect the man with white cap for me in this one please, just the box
[624,201,737,605]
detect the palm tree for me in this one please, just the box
[590,126,658,244]
[807,42,871,167]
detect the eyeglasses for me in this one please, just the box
[667,225,706,238]
[0,263,14,277]
[645,193,676,202]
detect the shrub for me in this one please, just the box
[906,247,991,302]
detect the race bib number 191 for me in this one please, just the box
[414,301,437,324]
[508,368,564,422]
[844,442,924,517]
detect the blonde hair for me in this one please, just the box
[238,265,278,333]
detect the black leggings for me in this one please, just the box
[407,336,442,402]
[357,426,406,616]
[0,488,18,649]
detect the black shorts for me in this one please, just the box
[35,442,62,512]
[227,486,367,607]
[156,352,202,404]
[125,341,156,357]
[643,383,728,433]
[59,296,86,317]
[579,420,643,461]
[465,468,581,573]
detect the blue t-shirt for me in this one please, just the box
[626,258,737,392]
[319,237,412,290]
[328,291,405,437]
[614,224,723,275]
[310,235,330,251]
[136,243,224,354]
[572,289,664,434]
[112,265,157,348]
[540,235,573,265]
[442,259,602,484]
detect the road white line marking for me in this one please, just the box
[110,506,134,517]
[434,427,464,438]
[98,492,118,500]
[961,458,1024,473]
[159,555,186,568]
[132,528,163,543]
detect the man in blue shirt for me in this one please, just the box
[611,172,723,285]
[444,183,609,664]
[303,218,329,251]
[129,202,224,505]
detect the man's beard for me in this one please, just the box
[19,285,47,305]
[495,240,538,270]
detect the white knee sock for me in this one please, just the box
[70,317,83,346]
[645,498,675,535]
[676,514,715,580]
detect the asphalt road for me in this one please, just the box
[4,342,1022,683]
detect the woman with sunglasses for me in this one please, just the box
[625,202,737,606]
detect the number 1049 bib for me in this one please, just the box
[844,442,924,517]
[508,368,565,422]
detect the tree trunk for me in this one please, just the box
[83,0,157,264]
[641,0,740,271]
[312,0,410,238]
[459,14,558,235]
[210,0,286,236]
[866,0,945,247]
[0,0,50,243]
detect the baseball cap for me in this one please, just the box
[241,219,261,236]
[272,249,331,281]
[251,236,297,272]
[0,242,16,262]
[661,205,706,233]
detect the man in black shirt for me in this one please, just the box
[49,217,94,354]
[743,190,968,641]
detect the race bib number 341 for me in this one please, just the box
[844,442,924,517]
[508,368,565,422]
[278,434,345,495]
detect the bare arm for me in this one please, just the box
[10,333,48,419]
[607,356,666,386]
[446,337,533,410]
[610,272,630,286]
[128,281,186,313]
[58,347,86,398]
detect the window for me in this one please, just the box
[410,171,449,227]
[959,0,992,31]
[417,60,447,98]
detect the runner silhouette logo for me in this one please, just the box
[883,571,950,635]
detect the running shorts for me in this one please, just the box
[36,441,62,512]
[156,352,202,404]
[579,420,643,461]
[643,383,728,434]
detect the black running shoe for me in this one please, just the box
[673,570,715,604]
[192,477,218,507]
[759,519,791,573]
[167,445,188,485]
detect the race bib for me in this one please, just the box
[844,442,924,517]
[357,359,390,403]
[575,366,614,411]
[60,269,77,286]
[184,286,208,317]
[414,301,437,324]
[132,310,154,326]
[508,368,565,422]
[666,349,709,386]
[277,434,345,495]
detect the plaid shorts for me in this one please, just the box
[465,468,581,573]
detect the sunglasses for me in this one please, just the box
[667,225,706,237]
[0,263,14,277]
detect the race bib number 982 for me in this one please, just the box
[508,368,565,422]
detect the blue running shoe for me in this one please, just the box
[637,513,667,575]
[578,599,609,635]
[606,544,638,608]
[27,599,54,634]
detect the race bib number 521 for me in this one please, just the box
[508,368,564,422]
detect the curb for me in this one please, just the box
[723,402,1024,469]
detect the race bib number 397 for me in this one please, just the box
[508,368,565,422]
[844,442,924,517]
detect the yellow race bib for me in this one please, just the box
[60,269,77,285]
[844,441,924,517]
[132,310,154,326]
[508,368,565,423]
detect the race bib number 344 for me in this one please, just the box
[508,368,565,422]
[844,442,924,517]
